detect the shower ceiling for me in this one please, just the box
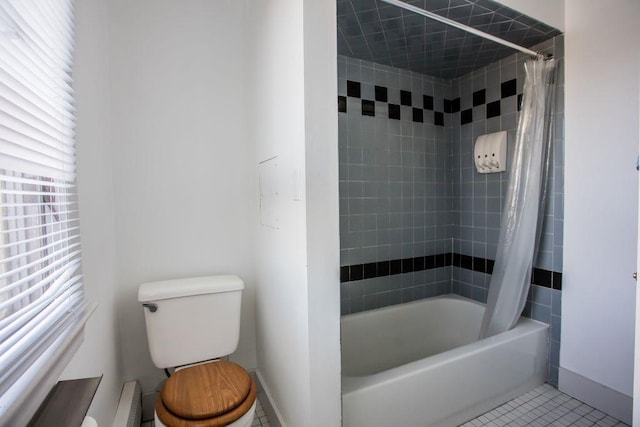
[337,0,561,79]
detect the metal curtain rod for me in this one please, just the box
[380,0,544,59]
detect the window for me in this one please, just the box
[0,0,86,421]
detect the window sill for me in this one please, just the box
[28,376,101,427]
[0,303,97,426]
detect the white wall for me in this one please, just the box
[249,0,341,425]
[249,1,311,424]
[562,0,639,422]
[59,0,123,425]
[496,0,565,31]
[108,0,257,395]
[302,0,342,424]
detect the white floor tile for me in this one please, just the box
[220,384,629,427]
[462,384,629,427]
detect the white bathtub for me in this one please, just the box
[341,294,548,427]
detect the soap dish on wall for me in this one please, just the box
[474,131,507,174]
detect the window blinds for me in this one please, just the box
[0,0,86,401]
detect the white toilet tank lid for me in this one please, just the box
[138,275,244,302]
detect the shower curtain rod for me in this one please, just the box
[380,0,544,59]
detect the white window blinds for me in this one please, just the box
[0,0,86,403]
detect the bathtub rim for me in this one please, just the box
[341,294,549,395]
[341,293,481,319]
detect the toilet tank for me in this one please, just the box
[138,275,244,369]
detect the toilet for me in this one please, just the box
[138,275,256,427]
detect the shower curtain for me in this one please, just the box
[479,58,557,339]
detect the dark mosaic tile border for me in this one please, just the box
[339,78,523,126]
[341,252,562,290]
[340,79,448,126]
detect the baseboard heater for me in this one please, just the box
[112,381,141,427]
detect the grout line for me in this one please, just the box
[464,384,629,427]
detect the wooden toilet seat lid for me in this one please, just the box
[160,361,252,420]
[156,377,256,427]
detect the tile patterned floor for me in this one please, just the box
[461,384,629,427]
[144,384,629,427]
[251,398,271,427]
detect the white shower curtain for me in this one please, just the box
[479,58,557,339]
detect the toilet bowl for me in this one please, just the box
[154,361,256,427]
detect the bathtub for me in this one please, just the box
[341,294,548,427]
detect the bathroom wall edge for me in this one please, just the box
[253,370,286,427]
[558,367,632,425]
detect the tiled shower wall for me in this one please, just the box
[449,36,564,297]
[338,55,454,313]
[339,36,564,384]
